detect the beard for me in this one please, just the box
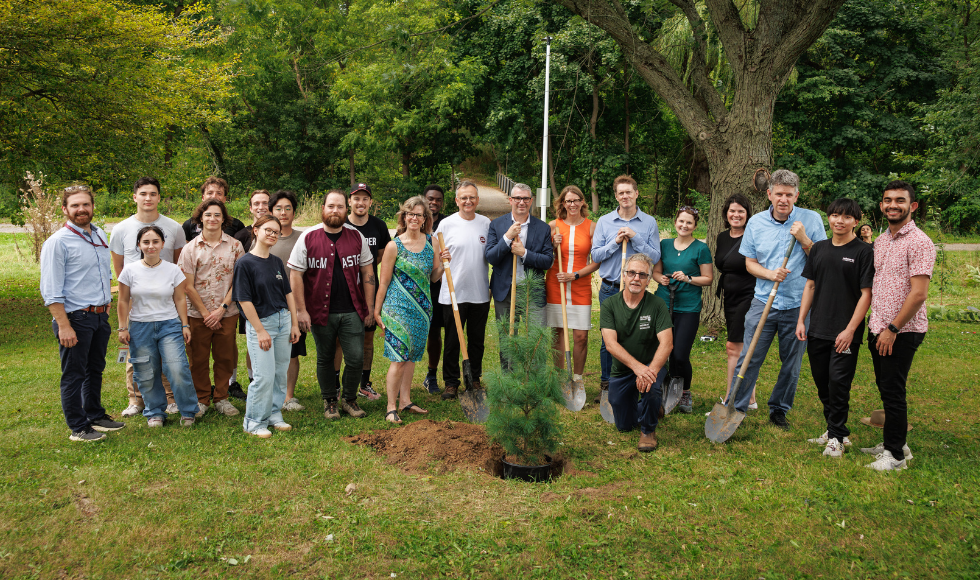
[68,210,92,228]
[886,206,911,224]
[322,212,345,228]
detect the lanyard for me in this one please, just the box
[65,224,108,248]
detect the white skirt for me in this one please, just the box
[545,303,592,331]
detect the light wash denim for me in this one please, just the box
[731,299,810,415]
[597,280,620,383]
[243,309,291,433]
[129,318,198,419]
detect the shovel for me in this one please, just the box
[599,240,629,424]
[705,237,797,443]
[555,231,585,411]
[661,281,684,415]
[437,233,487,423]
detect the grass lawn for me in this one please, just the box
[1,232,978,579]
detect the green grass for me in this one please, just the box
[1,233,978,578]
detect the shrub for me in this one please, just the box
[20,172,63,262]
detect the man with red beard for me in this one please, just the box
[41,185,124,441]
[288,190,377,420]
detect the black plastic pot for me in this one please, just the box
[501,455,553,482]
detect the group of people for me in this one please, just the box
[41,170,934,472]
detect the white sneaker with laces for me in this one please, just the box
[147,417,164,428]
[282,397,305,412]
[808,431,852,446]
[859,442,912,459]
[121,403,144,417]
[165,403,179,414]
[865,449,907,471]
[822,438,845,458]
[195,403,208,418]
[272,422,292,431]
[247,428,273,439]
[213,399,240,416]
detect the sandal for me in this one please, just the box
[400,402,429,415]
[385,410,402,424]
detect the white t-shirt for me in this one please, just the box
[434,212,491,305]
[109,214,186,265]
[287,223,372,273]
[118,261,186,322]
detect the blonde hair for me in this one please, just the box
[395,196,433,236]
[553,185,590,221]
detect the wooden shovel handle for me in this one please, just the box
[437,233,469,360]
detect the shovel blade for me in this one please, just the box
[704,401,746,443]
[599,388,615,424]
[662,377,684,415]
[561,379,586,412]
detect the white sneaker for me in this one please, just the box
[282,397,305,412]
[121,403,144,417]
[195,403,208,418]
[165,403,179,414]
[808,431,852,446]
[272,422,292,431]
[147,417,164,428]
[247,428,272,439]
[213,399,240,416]
[748,402,758,410]
[822,438,845,458]
[865,449,908,471]
[859,442,912,460]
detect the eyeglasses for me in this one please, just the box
[406,212,425,220]
[564,198,583,205]
[273,206,293,213]
[624,270,650,280]
[510,196,533,204]
[260,228,280,237]
[679,206,699,216]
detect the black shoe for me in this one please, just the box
[769,411,791,430]
[423,376,441,394]
[228,381,248,401]
[69,428,106,442]
[91,416,125,432]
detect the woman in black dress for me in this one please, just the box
[713,193,757,408]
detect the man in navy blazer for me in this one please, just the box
[486,183,554,364]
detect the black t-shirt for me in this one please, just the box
[327,230,355,313]
[182,217,246,242]
[802,237,875,342]
[347,215,391,278]
[233,253,292,320]
[234,225,254,253]
[714,230,755,300]
[430,212,445,293]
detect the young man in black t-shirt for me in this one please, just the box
[422,184,446,393]
[181,177,246,242]
[333,183,392,400]
[796,198,874,458]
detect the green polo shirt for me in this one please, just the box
[599,292,672,377]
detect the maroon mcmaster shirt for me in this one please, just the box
[287,223,374,324]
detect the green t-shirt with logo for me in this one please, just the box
[599,292,673,377]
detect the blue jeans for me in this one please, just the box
[730,299,809,415]
[53,310,110,432]
[244,309,291,432]
[608,368,666,435]
[129,318,198,419]
[598,281,620,383]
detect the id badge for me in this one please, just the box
[117,348,129,363]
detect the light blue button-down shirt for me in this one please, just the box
[40,223,113,313]
[591,208,661,282]
[740,205,827,310]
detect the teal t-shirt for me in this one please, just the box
[654,238,712,313]
[599,292,673,377]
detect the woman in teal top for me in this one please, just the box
[653,207,714,413]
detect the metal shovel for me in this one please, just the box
[662,281,684,415]
[705,237,797,443]
[437,233,487,423]
[555,232,585,411]
[598,240,629,424]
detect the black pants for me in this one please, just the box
[53,310,110,432]
[669,311,700,391]
[868,331,925,459]
[442,302,490,388]
[807,337,860,441]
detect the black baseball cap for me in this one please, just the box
[349,183,372,198]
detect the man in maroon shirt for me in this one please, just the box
[287,190,376,420]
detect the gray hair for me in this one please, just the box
[769,169,800,192]
[624,252,655,274]
[510,183,533,197]
[457,180,479,194]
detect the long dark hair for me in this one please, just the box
[192,199,231,230]
[135,225,166,258]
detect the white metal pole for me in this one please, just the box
[538,37,552,220]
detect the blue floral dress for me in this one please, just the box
[382,235,434,362]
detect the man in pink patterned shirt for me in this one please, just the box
[862,181,935,472]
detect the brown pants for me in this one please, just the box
[127,362,173,405]
[187,316,238,405]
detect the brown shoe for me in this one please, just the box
[595,380,608,404]
[441,384,459,400]
[323,400,340,420]
[341,399,366,418]
[638,430,658,452]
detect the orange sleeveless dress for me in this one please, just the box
[545,218,593,330]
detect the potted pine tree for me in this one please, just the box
[485,273,565,482]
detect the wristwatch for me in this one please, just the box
[887,323,900,334]
[574,272,580,280]
[221,303,228,310]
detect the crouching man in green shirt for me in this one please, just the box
[599,253,673,452]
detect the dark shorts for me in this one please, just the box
[291,331,308,358]
[430,282,444,328]
[238,315,246,335]
[724,292,753,343]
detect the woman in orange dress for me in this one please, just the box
[546,185,599,391]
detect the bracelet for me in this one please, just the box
[182,325,190,328]
[118,328,128,332]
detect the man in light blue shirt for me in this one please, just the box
[590,175,661,399]
[40,185,124,442]
[730,169,827,428]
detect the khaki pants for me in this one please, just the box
[186,316,238,405]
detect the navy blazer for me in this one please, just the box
[485,213,554,302]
